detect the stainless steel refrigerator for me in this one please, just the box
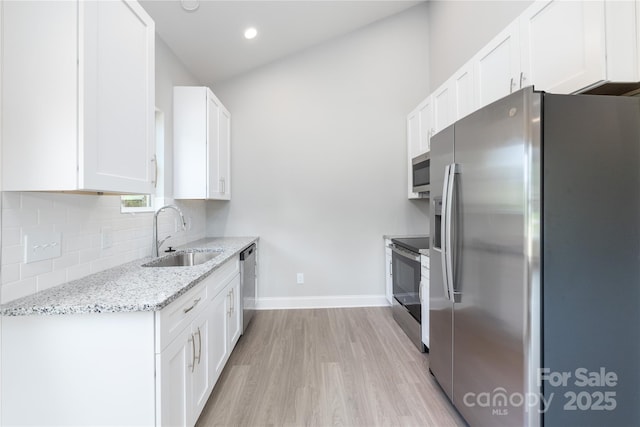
[429,87,639,427]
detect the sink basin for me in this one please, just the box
[143,250,223,267]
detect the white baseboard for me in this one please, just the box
[256,294,390,310]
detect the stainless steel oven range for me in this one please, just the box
[391,237,429,352]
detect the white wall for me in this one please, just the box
[0,37,207,304]
[428,0,532,89]
[206,4,430,307]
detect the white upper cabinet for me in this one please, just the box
[407,97,432,199]
[2,0,155,193]
[417,98,433,154]
[474,21,521,107]
[174,86,232,200]
[520,0,639,95]
[433,82,453,133]
[520,0,606,94]
[451,60,476,122]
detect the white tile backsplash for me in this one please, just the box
[1,192,207,303]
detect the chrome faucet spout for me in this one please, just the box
[153,205,187,257]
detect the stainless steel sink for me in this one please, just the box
[142,250,223,267]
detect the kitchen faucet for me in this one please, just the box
[153,205,187,257]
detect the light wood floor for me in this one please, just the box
[196,307,465,427]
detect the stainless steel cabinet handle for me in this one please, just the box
[230,288,234,313]
[509,77,514,93]
[151,155,158,188]
[519,71,524,88]
[227,292,232,318]
[196,327,202,365]
[183,297,202,314]
[189,334,195,373]
[441,165,451,301]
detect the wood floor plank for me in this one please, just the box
[196,307,465,427]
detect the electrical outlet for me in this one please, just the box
[24,231,62,263]
[296,273,304,285]
[101,227,114,249]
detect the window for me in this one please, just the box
[121,109,165,213]
[121,194,153,212]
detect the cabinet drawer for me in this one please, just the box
[156,281,208,353]
[207,257,239,299]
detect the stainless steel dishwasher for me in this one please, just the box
[240,244,256,333]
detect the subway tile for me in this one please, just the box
[67,263,91,282]
[21,193,54,210]
[20,259,53,279]
[2,245,24,264]
[37,270,68,292]
[53,252,80,270]
[2,192,21,209]
[2,263,20,284]
[1,278,37,304]
[38,208,67,225]
[78,248,100,264]
[2,227,21,247]
[3,209,38,228]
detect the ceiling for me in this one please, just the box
[140,1,424,85]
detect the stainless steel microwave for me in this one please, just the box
[412,152,430,193]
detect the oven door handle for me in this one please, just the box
[391,245,421,263]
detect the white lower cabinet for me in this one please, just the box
[227,275,242,350]
[159,325,193,427]
[210,283,230,385]
[158,262,241,427]
[384,239,393,304]
[209,273,241,386]
[1,256,243,427]
[420,254,430,349]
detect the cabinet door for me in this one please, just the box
[452,61,475,121]
[206,90,222,198]
[417,98,433,154]
[210,286,229,386]
[433,82,453,133]
[228,275,242,350]
[158,326,193,427]
[420,255,429,348]
[474,20,521,108]
[407,110,421,199]
[385,242,393,305]
[174,86,208,199]
[81,0,155,193]
[191,309,211,419]
[218,106,231,200]
[520,0,606,94]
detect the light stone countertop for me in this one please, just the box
[0,236,258,317]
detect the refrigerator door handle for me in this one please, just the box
[441,164,452,301]
[445,163,459,302]
[440,165,451,300]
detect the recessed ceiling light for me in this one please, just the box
[244,27,258,40]
[180,0,199,12]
